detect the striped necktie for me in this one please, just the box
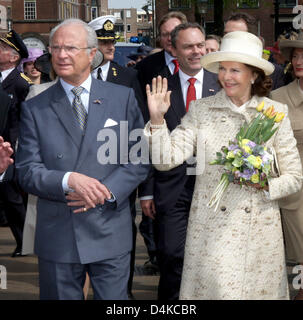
[71,86,87,131]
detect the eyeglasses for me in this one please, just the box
[160,32,171,38]
[48,45,92,55]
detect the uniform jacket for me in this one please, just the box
[106,61,147,122]
[16,78,150,264]
[145,90,302,299]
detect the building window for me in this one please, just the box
[91,6,97,20]
[114,12,121,19]
[279,0,297,7]
[237,0,259,8]
[169,0,191,9]
[126,10,131,18]
[24,0,36,20]
[127,24,131,32]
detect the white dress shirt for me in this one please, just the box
[1,67,15,82]
[165,51,178,75]
[91,61,110,81]
[178,68,204,107]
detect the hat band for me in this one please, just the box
[0,38,20,52]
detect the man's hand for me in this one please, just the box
[0,136,14,174]
[66,172,111,213]
[140,199,156,220]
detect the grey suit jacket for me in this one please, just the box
[16,78,150,264]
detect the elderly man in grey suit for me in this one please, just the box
[16,19,149,300]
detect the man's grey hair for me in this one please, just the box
[49,18,98,51]
[171,23,205,49]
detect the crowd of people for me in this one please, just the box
[0,10,303,300]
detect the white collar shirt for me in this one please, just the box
[1,68,15,82]
[92,60,110,81]
[178,68,204,107]
[60,75,92,113]
[164,51,178,75]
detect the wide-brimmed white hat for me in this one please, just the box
[200,31,274,75]
[279,32,303,61]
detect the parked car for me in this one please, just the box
[114,42,142,67]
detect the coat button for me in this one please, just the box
[57,154,63,159]
[221,206,226,212]
[245,207,251,213]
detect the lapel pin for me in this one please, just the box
[209,89,215,92]
[93,99,102,104]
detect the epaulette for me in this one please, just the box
[20,73,33,84]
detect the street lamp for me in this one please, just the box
[197,0,208,29]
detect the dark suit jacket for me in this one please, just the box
[0,87,12,136]
[135,50,171,99]
[106,61,147,121]
[139,70,220,213]
[16,78,150,264]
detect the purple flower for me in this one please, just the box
[240,169,255,180]
[247,141,256,148]
[228,144,239,151]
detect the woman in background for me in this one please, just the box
[271,32,303,300]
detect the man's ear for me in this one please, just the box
[10,53,19,65]
[171,45,177,58]
[89,47,97,62]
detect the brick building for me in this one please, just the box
[107,8,152,42]
[155,0,303,48]
[0,0,12,32]
[7,0,108,50]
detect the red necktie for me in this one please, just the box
[172,59,179,74]
[186,78,196,112]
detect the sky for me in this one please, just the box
[108,0,148,9]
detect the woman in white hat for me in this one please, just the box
[144,31,302,299]
[271,32,303,300]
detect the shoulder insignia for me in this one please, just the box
[20,73,33,84]
[112,67,117,77]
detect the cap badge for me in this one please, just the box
[104,20,114,31]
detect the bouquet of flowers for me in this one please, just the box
[207,101,285,212]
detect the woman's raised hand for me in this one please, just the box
[146,76,171,125]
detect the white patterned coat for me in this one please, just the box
[144,89,302,300]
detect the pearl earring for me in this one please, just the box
[251,79,255,84]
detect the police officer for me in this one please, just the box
[0,30,31,257]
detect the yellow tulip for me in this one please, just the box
[268,111,277,119]
[274,112,285,123]
[256,101,265,112]
[263,106,274,118]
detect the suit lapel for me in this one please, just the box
[2,68,18,90]
[76,79,110,169]
[202,69,218,97]
[50,81,83,149]
[168,73,186,121]
[106,62,118,84]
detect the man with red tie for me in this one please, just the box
[142,23,220,300]
[135,11,187,279]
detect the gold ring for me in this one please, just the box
[83,207,87,212]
